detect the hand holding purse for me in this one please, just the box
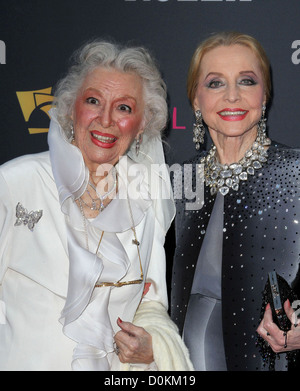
[256,271,299,370]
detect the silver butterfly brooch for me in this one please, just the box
[14,202,43,231]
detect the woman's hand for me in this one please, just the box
[257,299,300,353]
[114,318,154,364]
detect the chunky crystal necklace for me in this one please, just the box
[202,132,271,196]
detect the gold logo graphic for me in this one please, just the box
[16,87,54,134]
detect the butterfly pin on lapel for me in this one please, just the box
[14,202,43,231]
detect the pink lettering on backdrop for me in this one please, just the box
[172,107,186,129]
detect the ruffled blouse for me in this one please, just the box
[47,109,174,370]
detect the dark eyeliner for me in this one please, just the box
[240,77,257,85]
[206,79,223,89]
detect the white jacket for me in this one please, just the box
[0,149,192,371]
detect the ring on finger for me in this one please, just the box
[113,341,120,355]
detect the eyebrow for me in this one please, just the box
[203,72,222,81]
[203,70,258,81]
[84,87,137,101]
[240,70,258,77]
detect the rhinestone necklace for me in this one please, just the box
[79,168,117,211]
[202,133,271,196]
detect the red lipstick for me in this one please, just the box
[91,130,117,148]
[217,108,249,121]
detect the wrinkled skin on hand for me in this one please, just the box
[114,317,154,364]
[257,299,300,353]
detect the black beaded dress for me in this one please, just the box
[171,143,300,371]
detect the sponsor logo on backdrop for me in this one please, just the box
[291,40,300,65]
[0,40,6,64]
[16,87,54,134]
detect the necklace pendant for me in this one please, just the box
[220,169,232,179]
[210,185,218,196]
[247,166,255,175]
[239,172,248,181]
[253,161,262,169]
[225,178,233,187]
[132,239,140,246]
[219,186,229,196]
[232,183,239,191]
[232,164,243,175]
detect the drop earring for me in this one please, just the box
[135,134,142,156]
[257,105,271,146]
[70,124,75,141]
[193,110,205,150]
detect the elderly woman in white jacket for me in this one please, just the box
[0,40,193,371]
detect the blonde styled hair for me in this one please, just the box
[187,31,271,106]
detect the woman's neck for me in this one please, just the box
[77,166,117,220]
[209,128,258,165]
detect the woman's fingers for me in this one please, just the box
[114,318,153,364]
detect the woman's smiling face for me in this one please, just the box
[72,67,145,172]
[193,44,266,140]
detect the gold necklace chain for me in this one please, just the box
[94,225,144,288]
[78,184,144,288]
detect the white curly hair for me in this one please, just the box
[53,40,168,140]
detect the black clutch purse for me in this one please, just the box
[267,271,295,332]
[256,271,299,370]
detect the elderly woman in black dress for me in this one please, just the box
[171,31,300,371]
